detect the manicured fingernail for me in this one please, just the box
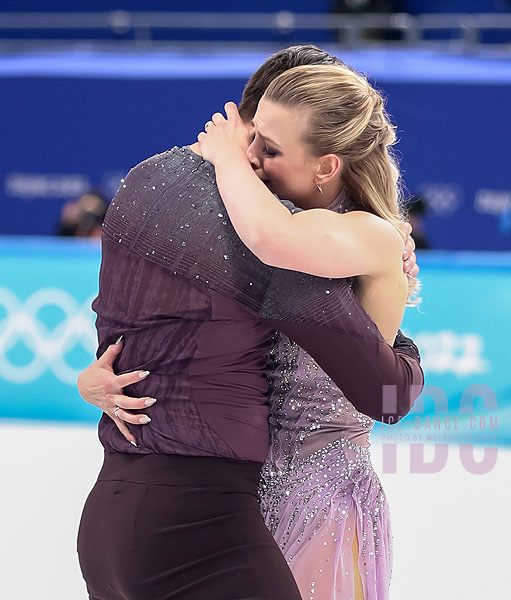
[405,261,410,267]
[139,416,151,424]
[115,334,124,346]
[130,440,138,447]
[139,370,150,379]
[144,397,157,407]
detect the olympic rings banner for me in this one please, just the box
[0,237,100,422]
[1,238,510,447]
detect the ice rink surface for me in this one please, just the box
[0,419,507,599]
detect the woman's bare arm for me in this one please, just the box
[198,102,404,280]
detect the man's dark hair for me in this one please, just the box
[238,45,346,121]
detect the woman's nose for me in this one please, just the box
[246,142,260,170]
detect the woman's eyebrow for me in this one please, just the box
[258,132,281,149]
[253,115,281,149]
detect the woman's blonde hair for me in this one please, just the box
[263,64,420,304]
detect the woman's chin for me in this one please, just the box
[262,180,282,198]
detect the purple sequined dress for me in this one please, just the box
[260,335,391,600]
[260,195,392,600]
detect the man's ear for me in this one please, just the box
[315,154,343,185]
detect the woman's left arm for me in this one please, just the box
[199,103,403,279]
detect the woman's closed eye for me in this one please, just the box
[263,146,277,158]
[252,131,278,158]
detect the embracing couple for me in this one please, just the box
[76,45,423,600]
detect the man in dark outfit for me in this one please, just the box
[77,46,423,600]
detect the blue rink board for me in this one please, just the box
[0,238,509,447]
[1,47,510,251]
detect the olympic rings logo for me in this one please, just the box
[0,287,96,385]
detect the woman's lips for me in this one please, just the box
[255,171,271,188]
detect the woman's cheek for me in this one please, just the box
[265,160,283,180]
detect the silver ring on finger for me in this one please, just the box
[204,120,213,131]
[114,405,120,418]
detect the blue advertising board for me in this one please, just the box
[0,48,510,250]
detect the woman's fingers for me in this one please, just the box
[115,394,157,411]
[116,369,150,390]
[97,336,124,369]
[403,237,417,274]
[113,405,152,425]
[407,263,420,278]
[404,251,418,276]
[398,220,412,238]
[211,111,226,125]
[108,394,156,425]
[403,234,416,261]
[113,418,138,447]
[224,101,240,122]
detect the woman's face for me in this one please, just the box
[247,98,327,209]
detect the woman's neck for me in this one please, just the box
[294,181,344,210]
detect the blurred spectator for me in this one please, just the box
[330,0,405,42]
[58,190,108,238]
[331,0,403,14]
[405,194,430,250]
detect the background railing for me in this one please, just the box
[0,12,511,50]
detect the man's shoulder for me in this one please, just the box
[278,197,302,214]
[125,146,186,177]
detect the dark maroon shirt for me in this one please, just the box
[93,146,423,461]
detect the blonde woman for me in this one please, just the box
[198,65,418,600]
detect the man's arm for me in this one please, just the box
[264,319,423,425]
[389,329,423,420]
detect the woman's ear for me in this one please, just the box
[315,154,343,185]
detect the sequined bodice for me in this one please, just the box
[263,189,374,469]
[266,334,375,470]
